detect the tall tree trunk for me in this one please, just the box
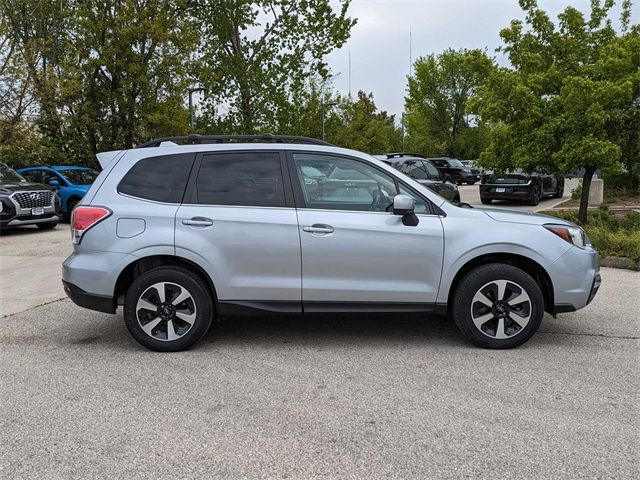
[578,166,596,225]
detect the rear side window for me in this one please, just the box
[194,152,285,207]
[118,154,195,203]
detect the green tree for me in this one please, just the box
[405,48,495,158]
[195,0,355,134]
[472,0,639,224]
[1,0,198,164]
[332,91,401,154]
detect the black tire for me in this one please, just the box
[452,174,463,185]
[466,181,476,186]
[36,222,58,230]
[124,266,213,352]
[480,197,492,204]
[527,184,541,206]
[451,264,544,349]
[553,179,564,198]
[66,198,80,221]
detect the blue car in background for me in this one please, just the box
[16,166,99,217]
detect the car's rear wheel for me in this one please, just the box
[124,266,213,351]
[480,197,492,204]
[527,184,541,206]
[36,222,58,230]
[553,179,564,198]
[451,264,544,348]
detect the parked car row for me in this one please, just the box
[0,162,98,232]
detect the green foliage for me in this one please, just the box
[472,0,639,224]
[331,91,401,154]
[545,207,640,266]
[195,0,355,133]
[1,0,199,163]
[405,48,495,158]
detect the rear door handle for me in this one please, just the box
[182,217,213,227]
[303,224,334,234]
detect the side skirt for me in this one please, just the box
[217,300,445,316]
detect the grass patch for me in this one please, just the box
[543,206,640,267]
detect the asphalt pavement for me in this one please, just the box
[1,197,638,479]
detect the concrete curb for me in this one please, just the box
[600,256,639,271]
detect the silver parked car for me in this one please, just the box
[62,135,600,351]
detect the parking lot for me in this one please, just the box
[1,193,638,479]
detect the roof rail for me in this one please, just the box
[383,152,427,159]
[135,134,333,148]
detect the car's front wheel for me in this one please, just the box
[452,174,463,185]
[451,264,544,348]
[124,266,213,351]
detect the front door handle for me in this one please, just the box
[303,224,334,234]
[182,217,213,227]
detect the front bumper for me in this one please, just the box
[548,245,600,313]
[0,191,61,227]
[0,212,60,227]
[461,172,481,182]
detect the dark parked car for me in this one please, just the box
[479,170,564,206]
[377,153,460,203]
[0,162,62,230]
[428,157,481,185]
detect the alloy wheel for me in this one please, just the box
[470,279,532,339]
[136,282,197,341]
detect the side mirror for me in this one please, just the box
[393,194,419,227]
[48,179,60,188]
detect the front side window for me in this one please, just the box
[401,160,441,181]
[194,152,285,207]
[60,168,99,185]
[294,153,397,212]
[118,153,195,203]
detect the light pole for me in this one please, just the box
[188,87,207,128]
[321,100,338,141]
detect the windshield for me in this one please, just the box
[448,159,464,167]
[402,160,441,180]
[59,168,99,184]
[0,163,26,183]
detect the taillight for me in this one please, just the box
[71,206,111,244]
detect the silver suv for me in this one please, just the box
[62,135,601,351]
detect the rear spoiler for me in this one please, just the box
[96,150,123,169]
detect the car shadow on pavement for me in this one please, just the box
[59,310,473,351]
[6,301,573,352]
[205,313,466,349]
[0,225,48,236]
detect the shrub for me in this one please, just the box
[543,208,640,267]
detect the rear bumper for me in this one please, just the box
[479,184,532,201]
[62,280,116,314]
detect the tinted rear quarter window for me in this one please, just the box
[118,154,195,203]
[194,152,285,207]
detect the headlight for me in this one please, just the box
[544,224,589,249]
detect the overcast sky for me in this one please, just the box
[325,0,638,118]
